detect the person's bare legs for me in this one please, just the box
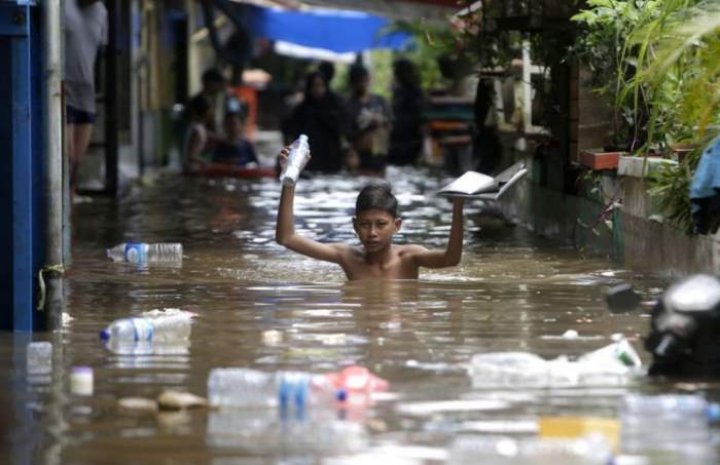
[67,122,94,191]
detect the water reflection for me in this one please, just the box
[0,167,686,464]
[207,410,368,456]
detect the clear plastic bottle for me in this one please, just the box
[448,435,613,465]
[469,352,551,388]
[99,314,192,344]
[469,344,642,389]
[619,394,717,463]
[207,367,345,412]
[106,242,183,264]
[281,134,310,186]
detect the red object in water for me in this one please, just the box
[324,365,389,394]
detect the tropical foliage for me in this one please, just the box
[572,0,720,233]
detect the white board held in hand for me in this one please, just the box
[437,162,527,200]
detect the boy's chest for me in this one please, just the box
[344,254,418,280]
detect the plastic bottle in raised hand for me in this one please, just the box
[281,134,310,186]
[99,314,192,344]
[106,242,183,264]
[207,367,345,412]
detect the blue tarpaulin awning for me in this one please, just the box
[246,6,412,54]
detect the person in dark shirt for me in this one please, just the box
[388,58,425,166]
[187,68,228,133]
[284,71,350,173]
[345,65,391,174]
[213,111,258,167]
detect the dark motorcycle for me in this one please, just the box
[607,274,720,378]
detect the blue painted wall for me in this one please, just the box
[0,3,46,331]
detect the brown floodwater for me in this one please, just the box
[0,167,708,465]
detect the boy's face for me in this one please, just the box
[353,209,401,253]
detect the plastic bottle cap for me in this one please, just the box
[336,389,348,402]
[99,330,110,342]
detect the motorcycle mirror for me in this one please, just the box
[606,283,642,313]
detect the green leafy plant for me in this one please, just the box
[572,0,720,233]
[570,0,695,150]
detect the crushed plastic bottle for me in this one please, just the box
[577,338,642,368]
[106,242,183,265]
[469,339,643,388]
[99,312,192,344]
[281,134,310,186]
[448,434,613,465]
[620,394,718,464]
[207,368,346,414]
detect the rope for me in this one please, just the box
[37,264,65,311]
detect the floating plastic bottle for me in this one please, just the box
[448,435,613,465]
[619,394,718,464]
[577,338,643,368]
[207,368,346,414]
[106,242,183,264]
[469,339,643,389]
[207,365,389,413]
[281,134,310,186]
[99,313,192,344]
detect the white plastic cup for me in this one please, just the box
[26,341,53,375]
[70,366,94,396]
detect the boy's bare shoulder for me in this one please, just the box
[335,243,364,258]
[396,244,429,256]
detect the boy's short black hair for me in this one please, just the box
[356,182,398,218]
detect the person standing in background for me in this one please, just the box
[345,65,392,174]
[284,71,350,173]
[388,58,425,166]
[64,0,108,191]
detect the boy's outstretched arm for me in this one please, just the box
[275,154,345,264]
[412,197,465,268]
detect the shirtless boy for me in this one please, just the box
[275,149,465,280]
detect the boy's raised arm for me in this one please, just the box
[412,197,465,268]
[275,160,345,264]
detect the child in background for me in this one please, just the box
[183,97,217,171]
[213,111,259,167]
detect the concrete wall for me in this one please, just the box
[499,155,720,277]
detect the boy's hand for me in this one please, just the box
[277,146,291,171]
[277,145,311,181]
